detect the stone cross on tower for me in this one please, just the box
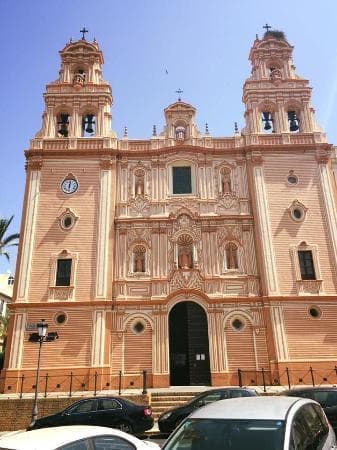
[175,88,183,102]
[263,23,272,32]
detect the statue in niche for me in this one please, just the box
[221,168,232,194]
[178,245,193,269]
[225,243,238,269]
[270,68,282,81]
[133,248,145,272]
[135,175,144,196]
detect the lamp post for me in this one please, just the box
[30,319,48,428]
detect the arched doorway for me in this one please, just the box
[169,301,211,385]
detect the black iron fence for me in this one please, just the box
[1,366,337,398]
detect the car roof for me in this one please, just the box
[0,425,143,450]
[283,387,337,393]
[188,396,315,421]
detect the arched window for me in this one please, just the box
[225,242,239,270]
[261,111,274,133]
[221,168,232,193]
[82,114,96,137]
[57,113,70,137]
[177,234,193,269]
[133,245,146,273]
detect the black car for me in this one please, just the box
[282,387,337,431]
[28,396,154,434]
[158,387,257,434]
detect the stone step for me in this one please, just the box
[151,396,194,403]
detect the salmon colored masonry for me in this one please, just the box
[2,29,337,394]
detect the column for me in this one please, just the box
[250,153,279,295]
[8,312,26,369]
[17,160,42,302]
[96,159,112,298]
[317,151,337,269]
[91,310,106,366]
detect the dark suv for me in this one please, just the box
[158,387,257,434]
[282,387,337,431]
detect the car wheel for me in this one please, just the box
[117,422,133,434]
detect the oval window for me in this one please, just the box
[55,312,67,325]
[231,318,245,331]
[132,321,145,334]
[293,209,302,220]
[287,175,298,185]
[309,306,321,319]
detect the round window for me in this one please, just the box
[293,209,302,220]
[55,312,67,325]
[63,216,73,229]
[231,318,245,331]
[309,306,321,319]
[132,321,145,334]
[287,175,298,185]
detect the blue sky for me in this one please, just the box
[1,0,337,273]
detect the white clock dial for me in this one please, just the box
[61,179,78,194]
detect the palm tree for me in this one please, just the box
[0,216,19,261]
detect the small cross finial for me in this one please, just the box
[124,126,128,137]
[234,122,239,134]
[152,125,157,136]
[175,88,183,101]
[205,123,209,135]
[263,23,272,33]
[80,27,89,40]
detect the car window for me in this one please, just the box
[230,390,251,398]
[97,398,121,411]
[68,399,97,414]
[312,404,330,432]
[200,392,223,404]
[314,391,337,408]
[289,413,313,450]
[93,435,136,450]
[58,438,90,450]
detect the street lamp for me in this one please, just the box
[30,319,48,428]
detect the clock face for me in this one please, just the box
[61,179,78,194]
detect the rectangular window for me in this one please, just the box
[56,259,72,286]
[298,251,316,280]
[173,166,192,194]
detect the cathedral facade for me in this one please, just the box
[3,30,337,393]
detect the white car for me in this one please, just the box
[0,425,160,450]
[162,396,337,450]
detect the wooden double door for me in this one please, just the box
[169,301,211,386]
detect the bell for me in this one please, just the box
[58,114,69,137]
[84,114,95,134]
[262,112,272,131]
[288,111,299,132]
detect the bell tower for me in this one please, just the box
[37,36,114,139]
[243,29,323,136]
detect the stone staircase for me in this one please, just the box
[150,391,198,420]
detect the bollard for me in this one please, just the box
[118,370,122,396]
[44,373,49,398]
[286,367,291,390]
[309,366,315,387]
[69,372,73,397]
[94,371,98,396]
[261,368,266,393]
[19,375,25,399]
[238,368,243,387]
[142,370,147,395]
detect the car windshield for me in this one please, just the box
[163,418,285,450]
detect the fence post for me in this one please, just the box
[310,366,315,387]
[44,373,49,398]
[238,368,243,387]
[286,367,291,390]
[94,371,98,396]
[19,375,25,399]
[69,372,73,397]
[142,370,147,395]
[118,370,122,396]
[261,368,266,393]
